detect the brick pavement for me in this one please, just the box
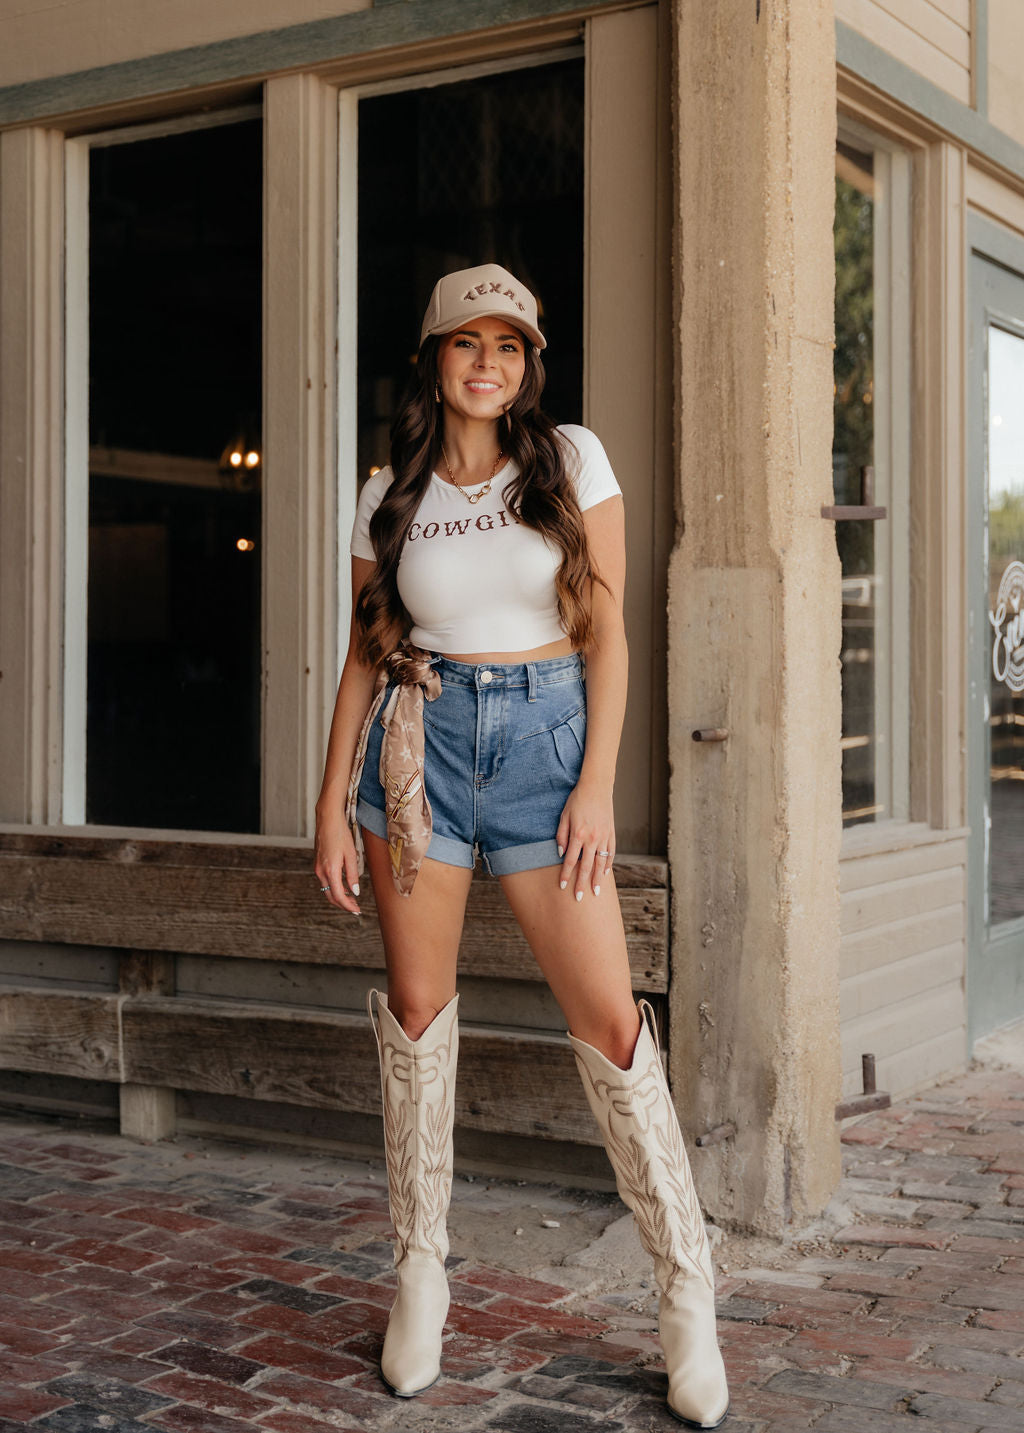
[0,1057,1022,1431]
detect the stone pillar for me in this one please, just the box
[667,0,841,1232]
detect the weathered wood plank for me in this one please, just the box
[0,831,666,884]
[121,995,600,1144]
[0,985,603,1142]
[0,836,668,990]
[0,989,121,1081]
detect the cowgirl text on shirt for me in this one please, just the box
[408,511,514,541]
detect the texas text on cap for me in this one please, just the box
[419,263,546,351]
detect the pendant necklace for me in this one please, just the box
[441,444,503,505]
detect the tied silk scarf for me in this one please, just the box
[346,645,442,897]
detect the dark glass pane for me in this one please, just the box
[834,141,881,825]
[987,325,1024,927]
[357,59,584,482]
[87,118,262,831]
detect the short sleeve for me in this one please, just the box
[557,424,622,511]
[349,468,393,560]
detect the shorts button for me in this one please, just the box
[479,670,493,685]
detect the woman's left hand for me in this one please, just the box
[556,777,615,900]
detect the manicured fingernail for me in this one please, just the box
[575,890,583,903]
[557,845,564,857]
[594,885,601,896]
[352,883,360,896]
[560,879,567,890]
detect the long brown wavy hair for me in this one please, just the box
[354,333,604,670]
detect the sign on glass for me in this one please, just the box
[986,326,1024,925]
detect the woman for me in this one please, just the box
[314,262,729,1429]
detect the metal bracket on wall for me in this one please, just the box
[835,1053,891,1121]
[822,464,888,521]
[695,1122,736,1148]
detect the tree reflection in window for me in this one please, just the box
[834,141,880,824]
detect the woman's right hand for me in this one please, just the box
[314,815,362,915]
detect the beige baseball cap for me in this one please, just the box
[419,263,546,351]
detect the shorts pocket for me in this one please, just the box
[516,692,586,742]
[547,708,587,777]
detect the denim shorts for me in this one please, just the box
[357,653,586,876]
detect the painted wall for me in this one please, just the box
[839,834,968,1100]
[836,0,971,103]
[987,0,1024,149]
[0,0,370,88]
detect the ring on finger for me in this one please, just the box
[597,850,610,858]
[319,886,330,893]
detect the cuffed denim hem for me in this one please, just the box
[482,837,563,877]
[356,797,476,871]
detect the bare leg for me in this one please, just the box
[498,865,640,1067]
[363,829,474,1036]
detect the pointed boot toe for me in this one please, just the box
[662,1279,730,1427]
[379,1251,450,1397]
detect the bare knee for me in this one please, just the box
[574,1008,643,1070]
[386,992,452,1042]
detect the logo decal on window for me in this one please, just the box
[989,560,1024,693]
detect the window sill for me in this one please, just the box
[0,821,311,850]
[840,820,970,862]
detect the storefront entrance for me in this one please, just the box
[968,231,1024,1042]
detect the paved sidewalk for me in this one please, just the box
[1,1053,1022,1432]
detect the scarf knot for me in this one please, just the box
[345,644,441,896]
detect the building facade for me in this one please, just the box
[0,0,1021,1235]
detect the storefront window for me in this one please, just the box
[84,117,262,831]
[833,132,910,827]
[986,325,1024,925]
[355,58,584,481]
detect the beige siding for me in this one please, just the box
[836,0,971,104]
[987,0,1024,151]
[839,832,967,1100]
[967,162,1024,240]
[0,0,370,89]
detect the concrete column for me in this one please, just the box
[667,0,841,1233]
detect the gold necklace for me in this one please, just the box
[441,444,503,505]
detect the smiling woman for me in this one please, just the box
[436,319,527,468]
[312,257,729,1427]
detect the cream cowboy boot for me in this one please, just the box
[568,1002,729,1429]
[368,990,459,1397]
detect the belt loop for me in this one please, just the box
[527,662,538,701]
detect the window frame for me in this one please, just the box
[835,115,913,832]
[62,104,266,829]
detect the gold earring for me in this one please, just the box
[435,383,442,403]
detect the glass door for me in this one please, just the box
[968,248,1024,1041]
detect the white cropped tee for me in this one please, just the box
[350,424,621,654]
